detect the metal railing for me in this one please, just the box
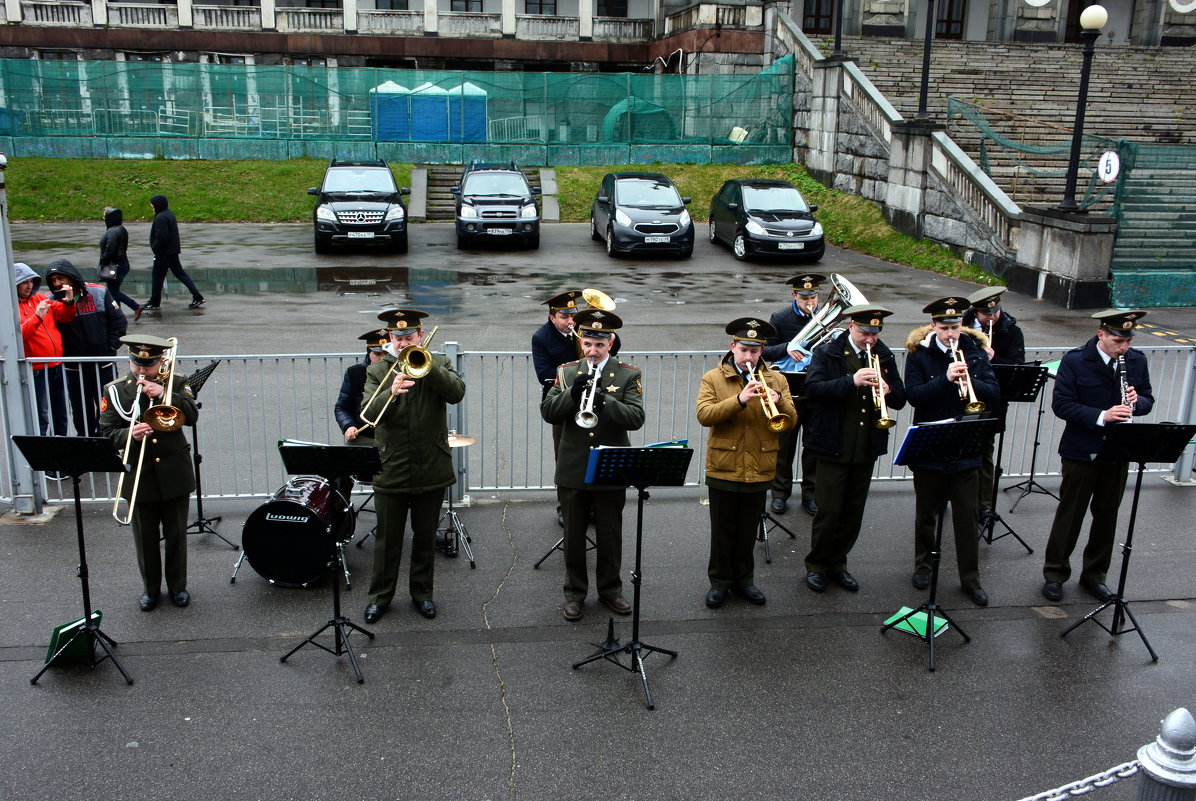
[5,345,1194,508]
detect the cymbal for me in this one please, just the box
[447,434,476,448]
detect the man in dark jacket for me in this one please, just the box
[904,297,1001,606]
[361,309,465,624]
[45,258,126,437]
[1040,309,1153,604]
[802,305,906,593]
[143,194,205,312]
[99,207,142,318]
[334,328,386,500]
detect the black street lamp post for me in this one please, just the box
[1055,4,1108,212]
[832,0,846,57]
[914,0,937,121]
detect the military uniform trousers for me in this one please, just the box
[771,414,817,503]
[806,458,875,573]
[707,483,768,589]
[132,495,189,597]
[368,488,443,606]
[1043,458,1129,586]
[977,436,997,512]
[560,486,625,602]
[912,467,982,589]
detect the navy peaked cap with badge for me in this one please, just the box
[725,317,776,344]
[842,304,894,334]
[378,309,429,331]
[574,308,622,338]
[1092,308,1146,336]
[542,290,583,313]
[786,273,827,295]
[922,296,967,322]
[967,286,1006,312]
[358,328,389,352]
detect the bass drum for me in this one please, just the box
[241,476,353,588]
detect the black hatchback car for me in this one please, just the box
[451,161,541,249]
[308,159,411,254]
[708,178,824,261]
[590,172,694,258]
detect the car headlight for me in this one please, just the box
[679,209,692,228]
[745,220,766,236]
[520,204,537,219]
[614,209,632,227]
[459,205,478,219]
[315,205,337,222]
[811,222,824,237]
[384,205,405,222]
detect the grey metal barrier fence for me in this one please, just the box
[4,343,1194,508]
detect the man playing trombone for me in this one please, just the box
[361,309,466,623]
[100,334,198,611]
[802,305,906,594]
[697,317,796,609]
[541,309,643,622]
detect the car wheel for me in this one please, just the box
[314,233,331,254]
[679,246,693,258]
[392,234,408,254]
[708,220,718,244]
[527,233,540,250]
[733,232,749,261]
[590,214,602,242]
[605,227,618,258]
[456,234,466,250]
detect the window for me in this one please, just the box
[290,56,328,67]
[802,0,833,34]
[525,0,556,13]
[595,0,625,16]
[375,0,409,8]
[125,52,166,62]
[37,51,79,61]
[451,0,482,10]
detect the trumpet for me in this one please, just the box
[749,362,790,432]
[112,338,178,525]
[948,336,986,414]
[865,343,896,429]
[358,326,440,432]
[575,360,600,429]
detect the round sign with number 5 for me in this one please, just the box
[1098,151,1120,184]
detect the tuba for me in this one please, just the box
[771,274,869,373]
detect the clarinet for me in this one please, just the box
[1117,355,1134,422]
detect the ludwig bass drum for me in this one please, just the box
[241,476,353,588]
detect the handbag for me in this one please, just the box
[97,262,119,281]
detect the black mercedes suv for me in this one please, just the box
[308,159,411,254]
[451,161,541,249]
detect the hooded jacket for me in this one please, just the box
[149,194,181,255]
[99,207,129,268]
[15,262,76,369]
[44,258,126,357]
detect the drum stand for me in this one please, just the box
[757,510,796,564]
[435,488,476,568]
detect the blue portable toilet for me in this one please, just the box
[447,82,488,143]
[369,80,410,141]
[409,82,449,142]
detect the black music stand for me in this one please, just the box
[882,418,999,671]
[572,445,692,710]
[1006,362,1060,511]
[14,436,135,685]
[979,363,1048,553]
[277,442,381,683]
[183,361,236,549]
[1061,423,1196,662]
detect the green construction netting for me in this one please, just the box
[0,57,794,147]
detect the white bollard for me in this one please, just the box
[1137,708,1196,801]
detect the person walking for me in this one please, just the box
[142,194,205,312]
[99,207,143,320]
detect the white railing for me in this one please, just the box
[277,7,342,31]
[438,11,502,37]
[109,2,178,26]
[515,14,579,40]
[20,0,91,25]
[775,12,816,80]
[664,1,756,34]
[842,59,901,145]
[592,16,652,40]
[931,130,1023,251]
[193,4,262,30]
[488,114,549,142]
[357,8,423,34]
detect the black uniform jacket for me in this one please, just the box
[99,371,198,502]
[335,357,370,434]
[803,332,907,460]
[1052,337,1153,463]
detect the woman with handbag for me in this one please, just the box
[99,207,142,321]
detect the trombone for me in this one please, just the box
[112,337,179,525]
[948,336,986,414]
[749,362,790,432]
[574,360,599,429]
[358,325,439,432]
[865,343,897,429]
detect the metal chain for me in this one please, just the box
[1016,760,1141,801]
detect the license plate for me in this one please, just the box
[347,231,374,239]
[487,228,512,236]
[348,279,377,286]
[778,242,805,250]
[644,236,671,244]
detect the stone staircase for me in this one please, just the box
[1112,163,1196,268]
[422,164,545,221]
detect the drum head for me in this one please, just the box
[242,499,335,588]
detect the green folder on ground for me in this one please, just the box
[884,606,949,638]
[45,611,103,663]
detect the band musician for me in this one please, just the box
[1041,309,1153,604]
[99,334,198,612]
[698,317,796,609]
[532,290,583,529]
[801,305,906,593]
[903,297,1000,606]
[763,274,825,516]
[361,309,466,623]
[333,328,387,500]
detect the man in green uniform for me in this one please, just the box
[541,309,644,622]
[801,305,906,593]
[361,309,465,623]
[100,334,198,611]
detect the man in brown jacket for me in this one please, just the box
[697,317,797,609]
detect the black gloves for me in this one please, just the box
[591,385,607,412]
[570,370,591,402]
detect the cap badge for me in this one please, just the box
[592,321,605,330]
[802,281,812,289]
[946,308,957,316]
[566,300,575,308]
[746,319,762,328]
[747,329,758,339]
[871,318,881,327]
[591,310,606,319]
[395,320,408,329]
[135,347,149,359]
[946,298,959,306]
[1121,321,1132,330]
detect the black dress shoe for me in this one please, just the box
[364,603,386,623]
[1080,581,1113,603]
[770,497,788,514]
[563,600,584,621]
[802,498,818,516]
[705,588,728,609]
[1042,581,1063,602]
[964,586,989,606]
[413,599,437,619]
[805,572,827,592]
[138,593,160,611]
[831,571,859,592]
[912,572,931,590]
[733,584,766,605]
[170,589,190,607]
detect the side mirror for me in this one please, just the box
[726,202,738,212]
[532,186,542,195]
[400,187,411,196]
[596,196,609,205]
[450,186,461,195]
[307,187,319,195]
[682,197,692,205]
[809,204,819,213]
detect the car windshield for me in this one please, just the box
[614,179,682,207]
[463,172,528,196]
[741,185,808,213]
[323,167,397,194]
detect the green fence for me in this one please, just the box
[0,57,794,165]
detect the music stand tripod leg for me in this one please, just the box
[979,432,1033,554]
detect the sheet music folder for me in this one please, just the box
[277,440,381,480]
[585,442,693,487]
